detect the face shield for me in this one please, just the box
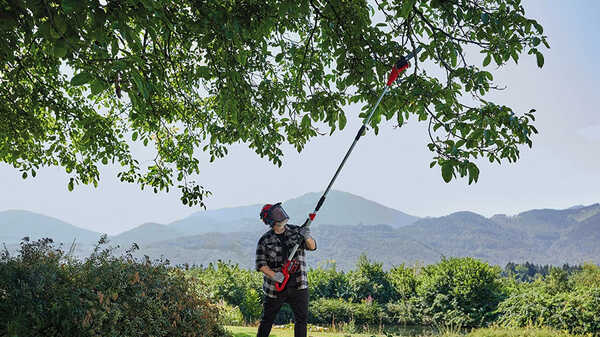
[260,202,290,226]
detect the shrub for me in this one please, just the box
[308,298,384,326]
[385,297,424,326]
[572,263,600,290]
[216,301,244,326]
[346,254,398,304]
[274,303,295,324]
[497,285,600,335]
[187,261,263,323]
[416,257,505,327]
[308,262,351,300]
[387,263,420,300]
[0,237,229,337]
[495,285,555,328]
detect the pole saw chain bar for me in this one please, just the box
[275,47,423,292]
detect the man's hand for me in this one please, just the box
[298,226,316,250]
[271,272,285,283]
[298,226,312,240]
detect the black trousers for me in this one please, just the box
[256,287,308,337]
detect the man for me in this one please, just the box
[255,202,317,337]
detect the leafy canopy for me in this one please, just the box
[0,0,547,206]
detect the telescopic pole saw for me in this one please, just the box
[275,47,423,292]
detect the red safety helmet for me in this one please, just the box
[260,202,289,226]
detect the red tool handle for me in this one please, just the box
[386,46,423,86]
[275,259,300,292]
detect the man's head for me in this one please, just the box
[260,202,290,227]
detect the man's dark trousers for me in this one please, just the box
[256,286,308,337]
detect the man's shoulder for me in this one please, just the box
[258,229,275,243]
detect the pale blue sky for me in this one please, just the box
[1,1,599,234]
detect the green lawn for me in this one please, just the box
[226,326,578,337]
[226,325,389,337]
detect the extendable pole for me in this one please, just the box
[285,47,423,262]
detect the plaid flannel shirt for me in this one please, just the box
[255,224,317,298]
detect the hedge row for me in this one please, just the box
[190,256,600,335]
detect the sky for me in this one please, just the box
[1,1,599,235]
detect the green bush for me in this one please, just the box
[187,261,263,324]
[497,285,600,335]
[216,301,245,326]
[384,297,423,326]
[308,261,351,300]
[346,254,398,304]
[388,263,420,300]
[308,298,384,326]
[274,303,294,324]
[416,257,505,327]
[0,237,229,337]
[572,263,600,290]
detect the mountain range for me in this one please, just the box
[1,190,599,270]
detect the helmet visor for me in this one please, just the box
[268,203,289,224]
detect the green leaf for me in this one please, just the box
[339,113,347,130]
[535,52,544,68]
[483,54,491,67]
[481,13,489,24]
[132,132,138,141]
[68,180,74,191]
[102,157,108,165]
[90,80,108,96]
[22,172,27,179]
[400,0,416,17]
[111,39,119,57]
[467,163,480,184]
[71,72,93,86]
[140,0,153,10]
[62,0,79,13]
[132,72,149,98]
[301,115,311,128]
[53,41,68,58]
[441,162,453,183]
[54,16,68,35]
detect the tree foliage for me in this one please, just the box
[0,0,548,205]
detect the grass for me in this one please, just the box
[226,325,389,337]
[450,327,577,337]
[226,326,579,337]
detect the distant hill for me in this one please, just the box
[168,190,419,235]
[111,223,185,246]
[135,203,600,270]
[2,194,599,270]
[0,210,102,245]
